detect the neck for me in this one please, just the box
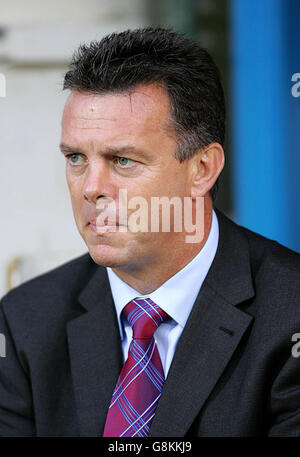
[111,200,213,295]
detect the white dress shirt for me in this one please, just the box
[106,209,219,378]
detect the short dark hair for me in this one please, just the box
[63,27,225,201]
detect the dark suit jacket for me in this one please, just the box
[1,209,300,437]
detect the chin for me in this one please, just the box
[87,244,130,268]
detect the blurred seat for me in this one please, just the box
[6,250,85,292]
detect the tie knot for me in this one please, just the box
[123,297,168,340]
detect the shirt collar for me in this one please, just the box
[107,209,219,340]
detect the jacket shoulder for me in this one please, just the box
[237,222,300,275]
[0,252,101,317]
[215,208,300,294]
[232,220,300,314]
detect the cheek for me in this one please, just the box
[67,176,83,212]
[67,169,81,194]
[150,169,184,197]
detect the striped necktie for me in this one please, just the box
[103,297,168,437]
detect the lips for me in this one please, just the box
[88,218,122,234]
[89,219,119,227]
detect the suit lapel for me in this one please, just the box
[149,209,255,436]
[67,267,123,436]
[149,283,253,436]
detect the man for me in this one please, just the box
[0,27,300,437]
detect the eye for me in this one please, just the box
[115,157,135,168]
[66,153,85,165]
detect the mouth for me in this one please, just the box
[88,220,122,234]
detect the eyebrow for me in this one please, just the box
[60,143,85,154]
[59,143,153,160]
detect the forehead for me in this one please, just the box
[61,84,172,142]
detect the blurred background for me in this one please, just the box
[0,0,299,298]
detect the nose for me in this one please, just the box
[82,160,115,204]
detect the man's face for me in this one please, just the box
[60,84,192,271]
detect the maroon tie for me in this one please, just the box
[103,297,168,437]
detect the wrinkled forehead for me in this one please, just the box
[61,85,172,133]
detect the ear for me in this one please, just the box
[189,142,225,199]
